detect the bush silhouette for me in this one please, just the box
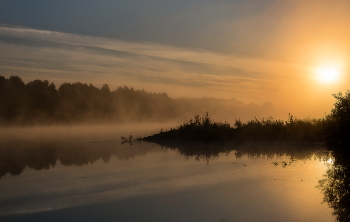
[323,91,350,152]
[143,113,322,142]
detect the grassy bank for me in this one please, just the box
[142,113,323,142]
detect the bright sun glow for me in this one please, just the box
[327,158,334,164]
[316,68,339,83]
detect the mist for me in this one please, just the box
[0,75,279,127]
[1,1,350,221]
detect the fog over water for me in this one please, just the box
[1,1,350,220]
[0,125,337,222]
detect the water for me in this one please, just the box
[0,126,336,222]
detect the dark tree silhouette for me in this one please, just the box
[0,76,27,121]
[26,79,58,119]
[323,91,350,152]
[56,82,112,121]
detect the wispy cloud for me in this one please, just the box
[0,26,316,105]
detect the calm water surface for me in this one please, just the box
[0,126,337,221]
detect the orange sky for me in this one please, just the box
[0,0,349,119]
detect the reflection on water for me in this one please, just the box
[153,141,330,164]
[318,150,350,222]
[0,139,159,178]
[0,128,337,222]
[0,139,329,178]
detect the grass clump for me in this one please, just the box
[233,114,323,142]
[143,112,232,141]
[142,113,323,142]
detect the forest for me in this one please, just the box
[0,75,175,124]
[0,75,272,125]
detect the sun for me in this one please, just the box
[316,68,339,83]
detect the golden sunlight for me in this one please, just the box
[316,68,340,83]
[326,158,334,164]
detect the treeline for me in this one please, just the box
[0,75,176,124]
[0,75,273,125]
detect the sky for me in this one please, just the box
[0,0,350,118]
